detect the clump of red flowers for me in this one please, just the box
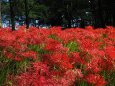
[0,26,115,86]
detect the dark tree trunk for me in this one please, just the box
[105,9,112,26]
[112,11,115,26]
[0,1,1,28]
[102,0,114,26]
[89,0,99,28]
[98,0,105,28]
[53,12,63,26]
[111,0,115,26]
[9,0,15,30]
[64,12,71,28]
[25,0,29,28]
[67,18,71,28]
[90,0,105,28]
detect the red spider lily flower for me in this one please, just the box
[3,50,14,59]
[59,61,73,71]
[57,31,75,44]
[32,62,49,75]
[64,69,83,79]
[11,42,28,52]
[85,58,101,73]
[50,70,62,77]
[85,26,94,31]
[15,72,33,86]
[88,49,105,57]
[16,37,28,44]
[44,38,68,52]
[14,55,22,61]
[80,39,94,50]
[0,31,16,48]
[105,46,115,60]
[15,62,58,86]
[98,58,113,71]
[85,74,106,86]
[21,51,37,59]
[0,33,16,42]
[3,50,23,61]
[49,26,62,35]
[70,52,85,65]
[44,38,61,50]
[42,53,73,71]
[106,26,114,30]
[1,26,115,85]
[57,69,83,86]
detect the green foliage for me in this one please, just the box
[0,60,20,85]
[28,44,48,55]
[66,41,80,52]
[0,48,32,85]
[48,34,62,42]
[101,71,115,86]
[1,0,90,21]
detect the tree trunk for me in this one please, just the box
[25,0,29,29]
[64,12,72,28]
[90,0,105,28]
[104,9,111,26]
[89,0,99,28]
[112,0,115,26]
[0,1,2,28]
[113,11,115,26]
[67,17,71,28]
[9,0,15,30]
[98,0,105,28]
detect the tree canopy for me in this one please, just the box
[1,0,115,29]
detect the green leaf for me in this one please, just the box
[0,60,21,85]
[66,41,80,52]
[28,44,49,54]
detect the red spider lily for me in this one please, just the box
[0,30,16,47]
[88,49,105,57]
[14,55,23,61]
[59,61,73,71]
[50,53,73,71]
[15,62,51,86]
[64,69,83,80]
[3,50,14,59]
[85,74,106,86]
[11,42,28,52]
[14,62,83,86]
[1,26,115,85]
[49,26,62,35]
[57,31,75,44]
[42,53,73,71]
[80,39,94,50]
[3,50,23,61]
[59,69,83,86]
[44,38,62,51]
[21,51,37,59]
[15,62,76,86]
[32,62,49,75]
[105,46,115,60]
[44,38,68,52]
[85,26,94,31]
[98,58,113,71]
[3,48,37,61]
[70,52,85,65]
[85,57,102,73]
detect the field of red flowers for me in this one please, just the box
[0,26,115,86]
